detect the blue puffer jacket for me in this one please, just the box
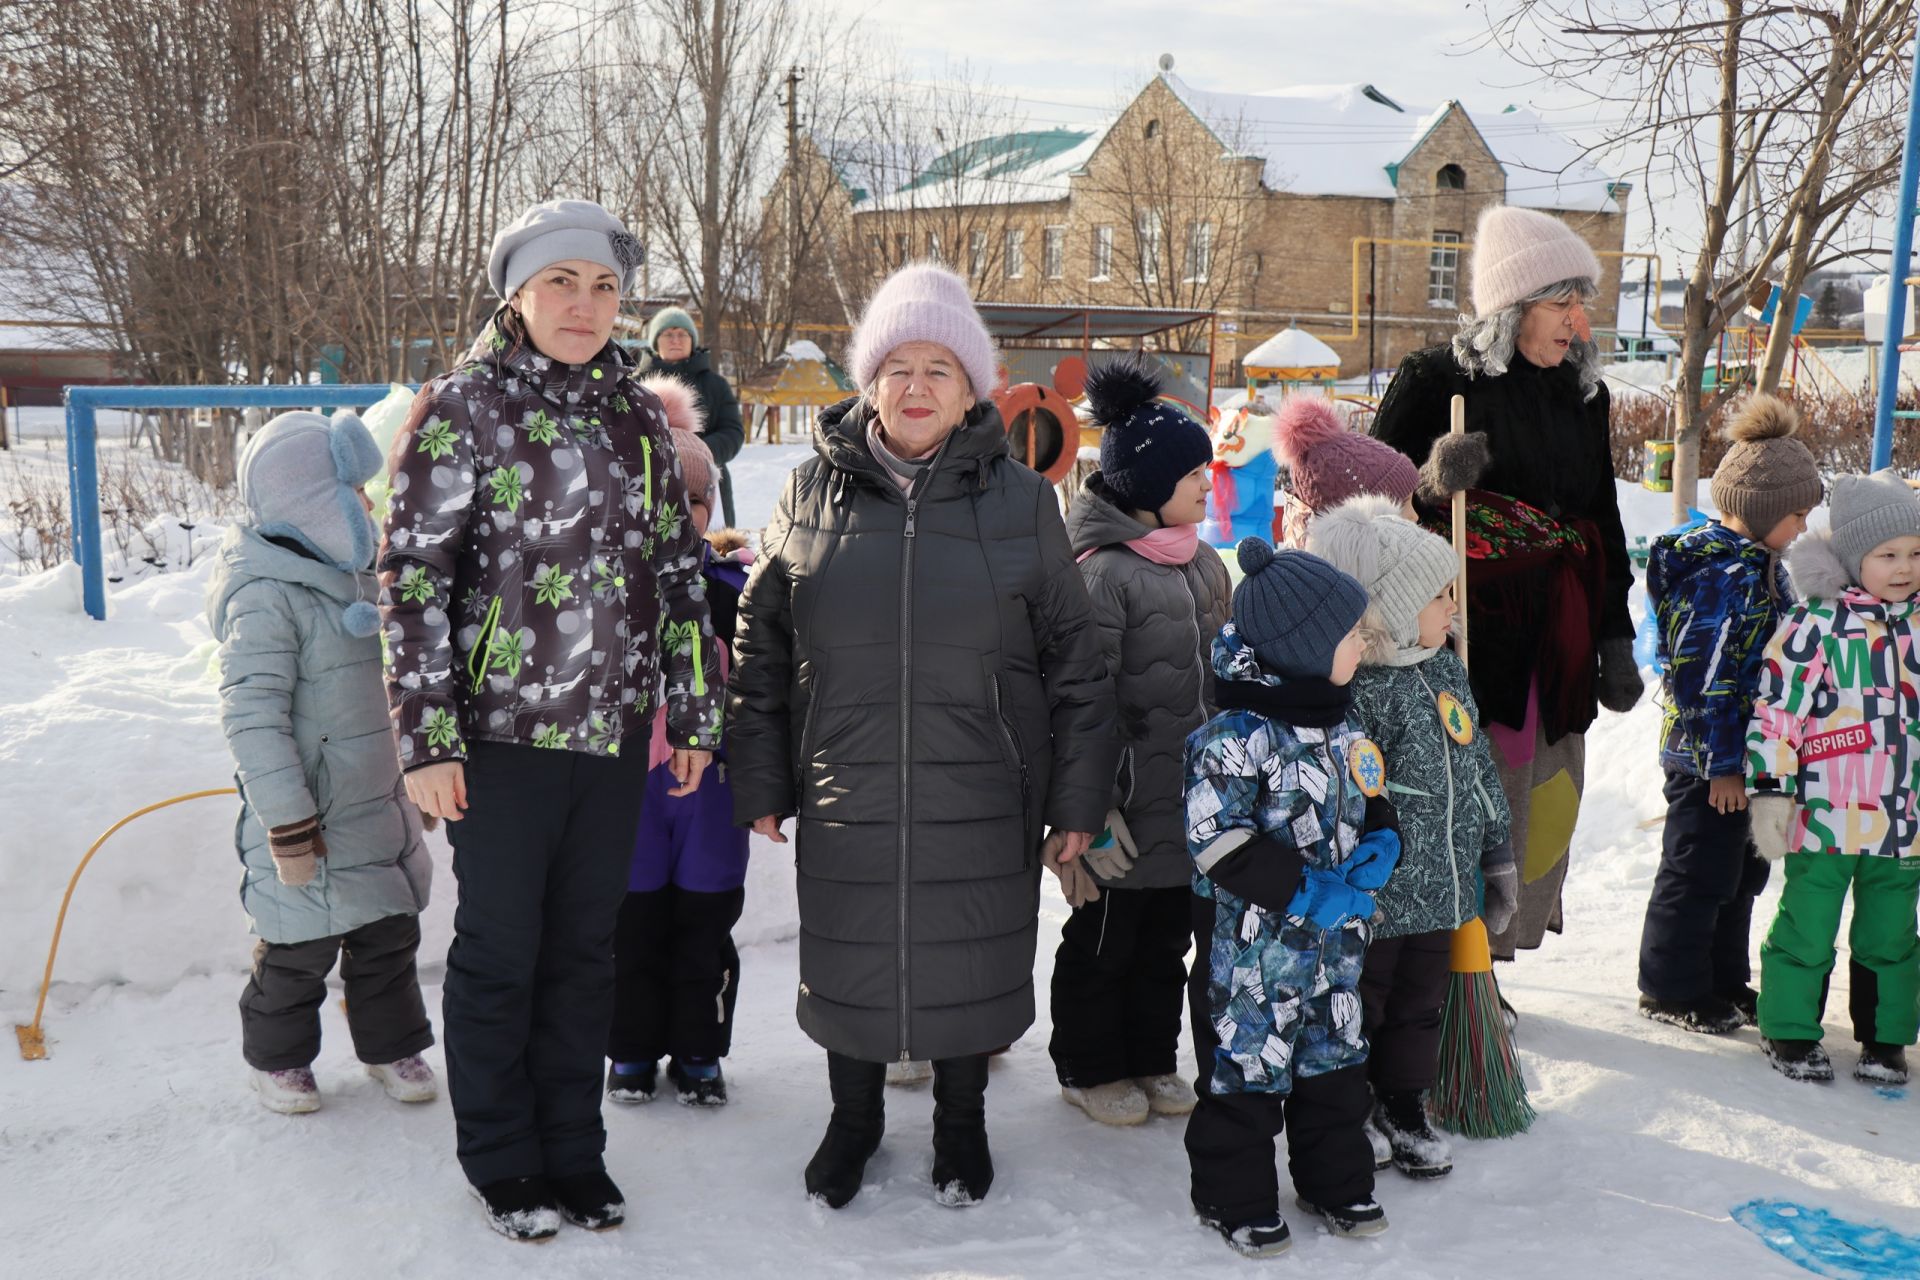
[1185,624,1375,1097]
[208,525,431,944]
[1650,521,1789,779]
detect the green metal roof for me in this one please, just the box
[895,128,1097,195]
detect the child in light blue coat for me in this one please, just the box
[207,410,435,1114]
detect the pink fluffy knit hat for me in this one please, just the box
[846,262,999,398]
[641,376,718,520]
[1273,395,1419,513]
[1469,206,1602,318]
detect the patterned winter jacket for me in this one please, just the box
[1745,530,1920,858]
[1348,648,1512,939]
[378,318,723,766]
[1185,624,1386,1097]
[1652,522,1789,779]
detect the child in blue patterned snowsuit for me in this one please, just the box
[1183,539,1402,1259]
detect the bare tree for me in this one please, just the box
[1489,1,1916,521]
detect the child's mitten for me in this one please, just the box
[1749,794,1794,860]
[1482,862,1518,936]
[1339,828,1401,892]
[268,817,327,886]
[1287,866,1375,930]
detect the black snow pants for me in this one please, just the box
[239,911,432,1072]
[609,884,745,1063]
[1357,928,1452,1094]
[1638,770,1769,1004]
[1048,884,1192,1087]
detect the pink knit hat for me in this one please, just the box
[1273,395,1419,513]
[846,262,999,398]
[1470,206,1601,317]
[642,375,718,527]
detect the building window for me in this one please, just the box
[969,230,987,277]
[1091,225,1113,280]
[1436,163,1466,191]
[1144,119,1161,140]
[895,233,910,261]
[927,231,942,262]
[1005,228,1025,279]
[868,234,883,260]
[1428,231,1462,307]
[1184,221,1214,283]
[1137,210,1163,283]
[1044,227,1065,280]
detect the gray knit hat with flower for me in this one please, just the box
[488,199,645,299]
[1230,538,1369,679]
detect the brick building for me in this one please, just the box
[777,69,1630,384]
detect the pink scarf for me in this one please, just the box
[1077,523,1200,566]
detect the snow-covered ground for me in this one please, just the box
[2,430,1915,1280]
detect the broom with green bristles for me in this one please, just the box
[1429,394,1535,1139]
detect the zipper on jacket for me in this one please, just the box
[468,595,504,695]
[1414,668,1463,925]
[989,673,1034,862]
[641,437,654,512]
[897,478,921,1062]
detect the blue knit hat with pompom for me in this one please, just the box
[1230,537,1369,678]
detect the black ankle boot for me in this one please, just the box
[930,1054,993,1206]
[804,1052,886,1208]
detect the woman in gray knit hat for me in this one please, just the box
[379,197,722,1241]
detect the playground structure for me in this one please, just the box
[737,341,855,444]
[1240,326,1341,397]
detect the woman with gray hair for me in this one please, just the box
[1370,205,1639,967]
[729,261,1116,1209]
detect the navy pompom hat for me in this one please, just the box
[1089,355,1213,515]
[1230,537,1369,678]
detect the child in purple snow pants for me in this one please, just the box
[608,403,752,1108]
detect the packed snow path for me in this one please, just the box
[2,444,1915,1278]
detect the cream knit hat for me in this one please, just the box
[1470,206,1602,317]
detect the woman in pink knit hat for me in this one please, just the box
[1273,394,1420,548]
[1369,204,1638,973]
[728,262,1117,1210]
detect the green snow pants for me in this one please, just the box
[1757,852,1920,1045]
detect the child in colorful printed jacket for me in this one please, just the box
[1307,495,1513,1181]
[1746,468,1920,1087]
[1639,395,1821,1037]
[1183,539,1402,1259]
[609,386,755,1108]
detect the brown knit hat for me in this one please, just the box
[1710,394,1822,535]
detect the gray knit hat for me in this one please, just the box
[1307,494,1457,662]
[488,199,644,300]
[1830,468,1920,582]
[1230,538,1369,679]
[1710,394,1823,535]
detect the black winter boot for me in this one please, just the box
[549,1169,626,1230]
[1373,1089,1452,1179]
[1638,994,1744,1035]
[804,1053,886,1208]
[930,1054,993,1206]
[1762,1037,1834,1083]
[1854,1042,1909,1085]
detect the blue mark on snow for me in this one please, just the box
[1733,1200,1920,1279]
[1873,1087,1906,1102]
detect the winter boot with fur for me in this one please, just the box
[250,1066,321,1114]
[1202,1211,1293,1258]
[669,1057,728,1107]
[469,1176,562,1242]
[1133,1072,1197,1116]
[1763,1037,1835,1083]
[549,1170,625,1230]
[1363,1113,1393,1169]
[607,1060,659,1104]
[930,1054,994,1207]
[1638,994,1746,1035]
[804,1053,886,1209]
[367,1054,437,1103]
[1061,1079,1150,1126]
[1720,985,1760,1027]
[1295,1195,1389,1238]
[1373,1089,1452,1179]
[1854,1042,1909,1085]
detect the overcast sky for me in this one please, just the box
[810,0,1906,288]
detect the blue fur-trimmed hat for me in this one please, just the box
[239,409,383,588]
[1090,356,1213,515]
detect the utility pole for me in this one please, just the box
[700,0,727,344]
[780,64,805,347]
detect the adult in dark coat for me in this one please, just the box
[729,262,1117,1209]
[1369,205,1642,962]
[636,307,746,526]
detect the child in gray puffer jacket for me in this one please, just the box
[1308,495,1514,1181]
[207,410,435,1116]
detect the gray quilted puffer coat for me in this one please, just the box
[728,396,1118,1063]
[1065,474,1231,888]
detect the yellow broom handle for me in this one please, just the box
[1450,394,1469,671]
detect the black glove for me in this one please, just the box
[1597,637,1645,714]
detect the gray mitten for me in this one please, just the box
[1749,794,1795,861]
[1481,861,1519,937]
[1597,637,1645,714]
[1417,431,1490,505]
[1082,809,1138,881]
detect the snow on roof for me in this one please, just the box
[855,126,1107,212]
[1162,74,1619,214]
[1242,326,1340,370]
[783,339,828,362]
